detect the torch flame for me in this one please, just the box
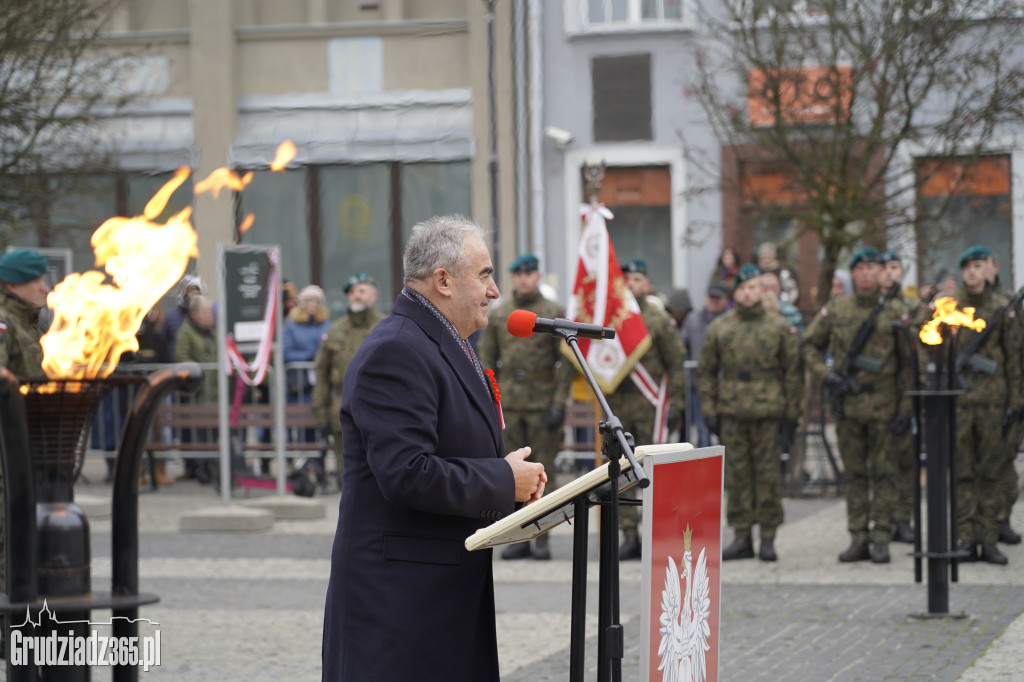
[41,168,199,380]
[919,296,986,345]
[270,140,296,171]
[194,168,253,198]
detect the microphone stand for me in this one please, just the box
[558,330,648,682]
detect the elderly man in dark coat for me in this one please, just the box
[321,214,547,681]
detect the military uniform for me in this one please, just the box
[890,288,924,539]
[609,295,687,543]
[312,308,385,466]
[802,284,912,557]
[698,299,803,558]
[952,282,1024,558]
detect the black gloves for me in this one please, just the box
[543,405,566,431]
[889,414,911,436]
[823,371,847,393]
[780,419,798,450]
[705,415,721,439]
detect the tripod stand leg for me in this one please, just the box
[570,498,589,682]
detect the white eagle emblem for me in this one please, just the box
[658,525,711,682]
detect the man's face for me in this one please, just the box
[733,277,764,307]
[761,273,781,297]
[192,301,214,330]
[7,275,49,309]
[347,283,378,313]
[510,270,541,299]
[961,260,987,293]
[851,262,880,294]
[830,276,846,300]
[705,293,728,313]
[448,236,500,338]
[880,260,904,290]
[625,273,650,300]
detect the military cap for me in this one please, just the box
[621,258,647,275]
[733,263,761,291]
[0,249,47,284]
[343,272,376,294]
[958,245,992,269]
[848,247,880,270]
[879,250,901,264]
[509,254,539,273]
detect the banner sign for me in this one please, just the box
[641,446,725,682]
[224,249,274,343]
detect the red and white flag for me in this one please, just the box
[564,203,651,393]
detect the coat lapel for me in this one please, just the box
[393,295,501,447]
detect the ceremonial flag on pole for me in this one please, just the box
[563,203,651,395]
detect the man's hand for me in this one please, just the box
[505,447,547,504]
[823,371,847,393]
[543,405,565,431]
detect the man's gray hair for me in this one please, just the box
[403,214,487,283]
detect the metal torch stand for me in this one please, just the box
[907,356,968,619]
[1,364,202,681]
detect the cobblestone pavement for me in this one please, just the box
[4,455,1023,681]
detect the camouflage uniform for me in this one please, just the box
[891,292,924,530]
[478,291,572,495]
[698,300,803,541]
[802,288,912,545]
[988,284,1024,538]
[0,289,46,592]
[952,283,1024,547]
[312,308,385,467]
[608,296,687,538]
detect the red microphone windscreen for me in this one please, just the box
[507,309,538,338]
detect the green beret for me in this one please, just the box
[733,263,761,291]
[509,254,539,273]
[848,247,880,270]
[344,272,376,294]
[879,250,901,264]
[0,249,48,284]
[621,258,647,275]
[958,245,992,269]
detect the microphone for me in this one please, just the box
[507,309,616,340]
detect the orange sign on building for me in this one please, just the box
[748,66,853,127]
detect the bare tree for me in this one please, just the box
[686,0,1024,304]
[0,0,133,247]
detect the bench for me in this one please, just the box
[143,402,326,488]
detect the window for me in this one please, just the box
[568,0,690,35]
[592,54,653,142]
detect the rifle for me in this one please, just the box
[953,285,1024,391]
[827,285,901,418]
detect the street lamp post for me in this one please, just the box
[485,0,500,287]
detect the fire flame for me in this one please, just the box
[40,168,198,380]
[919,296,986,345]
[271,140,296,171]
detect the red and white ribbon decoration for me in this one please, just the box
[224,252,278,387]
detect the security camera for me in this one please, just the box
[544,126,575,148]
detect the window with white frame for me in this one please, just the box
[568,0,689,34]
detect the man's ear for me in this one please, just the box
[432,268,453,298]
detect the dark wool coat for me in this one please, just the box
[322,293,515,681]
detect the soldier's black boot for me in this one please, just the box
[758,536,777,562]
[722,535,754,561]
[870,542,890,564]
[501,541,532,560]
[999,521,1022,545]
[619,533,642,560]
[893,520,914,544]
[533,533,551,561]
[979,543,1009,565]
[956,542,978,562]
[838,540,870,563]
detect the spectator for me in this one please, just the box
[831,270,852,300]
[665,288,693,334]
[284,285,331,443]
[174,295,218,483]
[282,279,298,317]
[681,283,730,447]
[761,270,803,331]
[756,242,800,306]
[161,275,204,362]
[710,247,740,290]
[137,304,170,364]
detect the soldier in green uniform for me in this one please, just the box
[478,254,572,560]
[614,259,687,560]
[952,245,1024,565]
[698,264,803,561]
[802,247,913,564]
[313,273,385,485]
[983,252,1023,546]
[0,249,50,595]
[878,251,921,544]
